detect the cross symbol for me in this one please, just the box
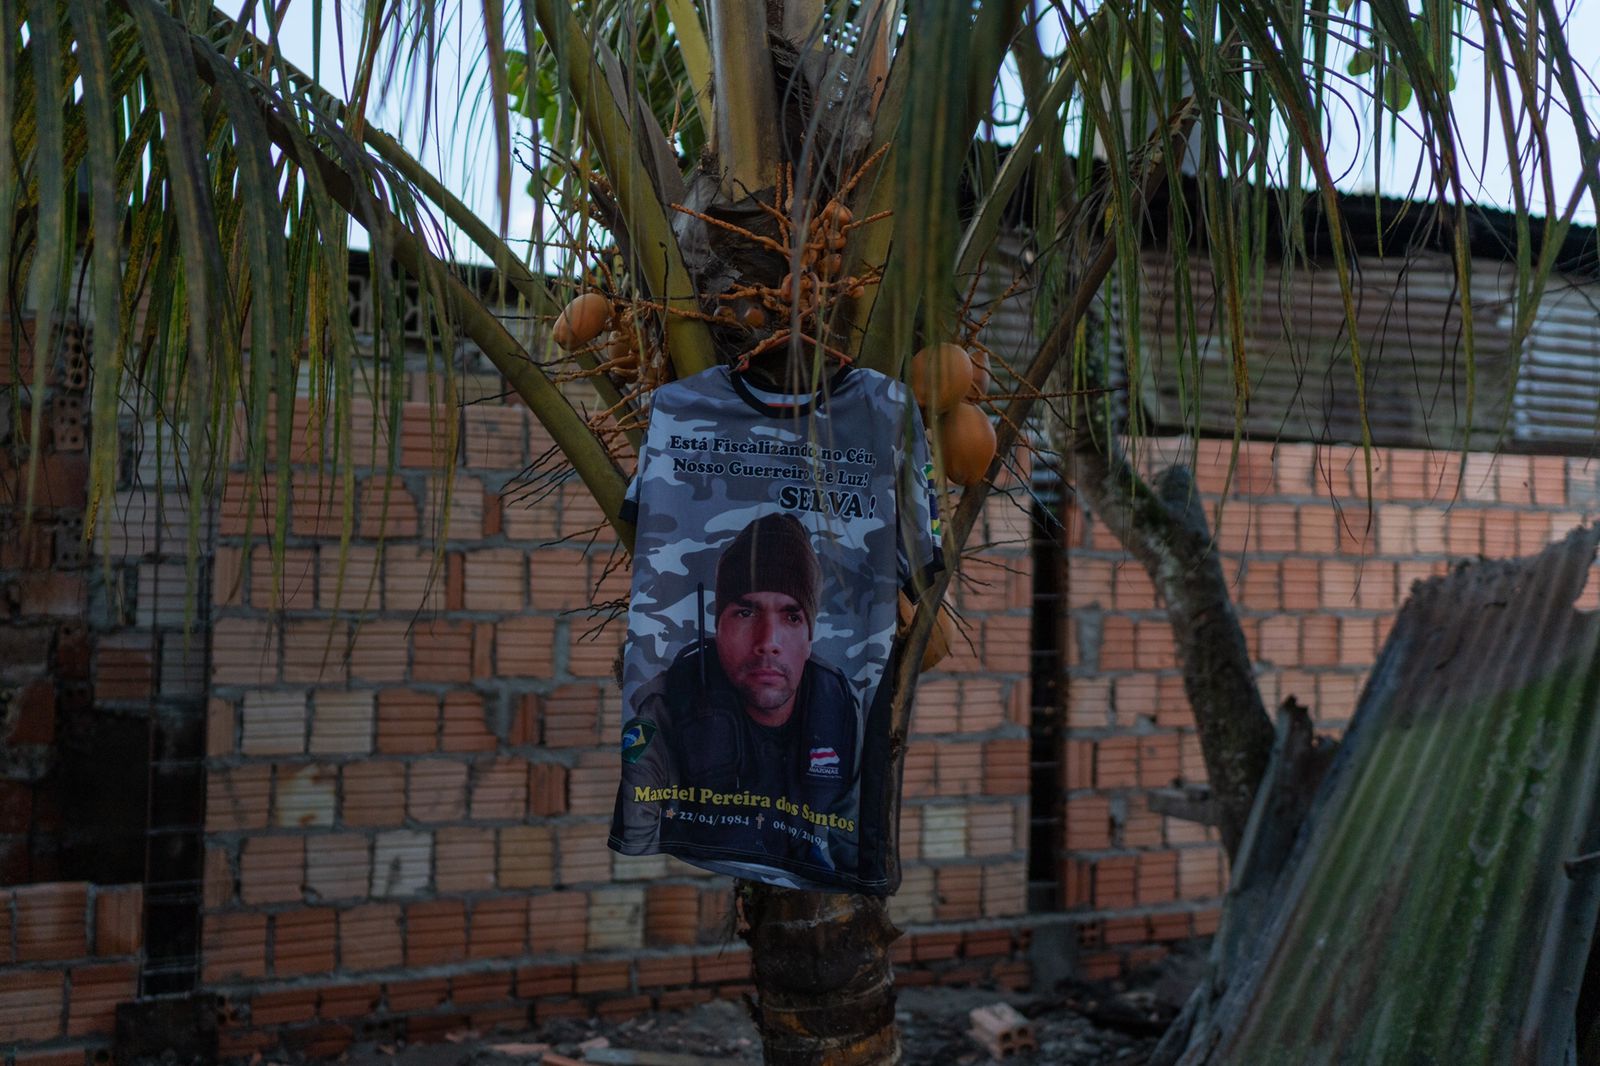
[755,813,765,828]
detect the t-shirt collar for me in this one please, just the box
[729,363,852,418]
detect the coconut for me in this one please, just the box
[967,348,991,400]
[552,292,612,350]
[938,401,996,487]
[910,343,974,413]
[897,593,957,672]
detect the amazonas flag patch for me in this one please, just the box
[808,747,841,777]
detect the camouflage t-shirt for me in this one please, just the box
[608,364,942,893]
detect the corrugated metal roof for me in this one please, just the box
[1135,252,1600,454]
[1184,525,1600,1065]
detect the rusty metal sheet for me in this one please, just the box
[1186,525,1600,1066]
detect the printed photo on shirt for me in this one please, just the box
[608,365,941,893]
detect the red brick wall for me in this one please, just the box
[199,376,1035,1055]
[1060,437,1590,974]
[0,882,143,1063]
[1,321,91,884]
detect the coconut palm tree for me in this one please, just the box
[9,0,1598,1061]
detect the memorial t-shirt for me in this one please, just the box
[607,364,942,893]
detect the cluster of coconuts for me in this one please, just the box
[901,339,995,672]
[553,292,645,382]
[909,342,996,487]
[780,202,865,309]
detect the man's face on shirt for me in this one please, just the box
[716,591,811,727]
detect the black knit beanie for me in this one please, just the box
[715,512,821,633]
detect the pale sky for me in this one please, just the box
[273,1,1600,267]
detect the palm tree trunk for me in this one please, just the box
[741,884,903,1065]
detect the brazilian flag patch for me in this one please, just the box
[620,718,657,764]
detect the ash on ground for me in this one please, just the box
[328,951,1199,1066]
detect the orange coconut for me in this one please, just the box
[967,348,991,400]
[552,292,612,350]
[938,401,996,487]
[910,342,973,413]
[897,592,956,672]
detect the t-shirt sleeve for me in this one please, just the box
[897,400,944,601]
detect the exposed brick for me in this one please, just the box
[92,885,143,957]
[566,625,623,679]
[517,962,575,998]
[587,886,645,950]
[1064,795,1112,851]
[468,898,528,960]
[657,987,714,1011]
[1094,856,1138,909]
[320,979,382,1024]
[347,620,411,682]
[371,830,432,897]
[412,621,475,684]
[1482,510,1520,558]
[912,932,961,963]
[636,953,696,987]
[440,692,498,753]
[203,912,269,982]
[407,761,469,823]
[385,545,446,613]
[1178,847,1226,898]
[276,764,338,829]
[934,865,982,921]
[423,477,484,541]
[529,550,592,611]
[310,690,375,755]
[358,476,420,538]
[452,970,514,1006]
[463,549,526,612]
[968,804,1022,858]
[499,826,555,890]
[982,739,1028,796]
[377,689,438,754]
[540,685,606,747]
[342,762,407,828]
[274,908,338,975]
[529,762,569,817]
[306,834,371,902]
[528,892,588,954]
[0,970,65,1041]
[470,758,529,820]
[239,690,307,756]
[15,882,89,962]
[693,949,750,985]
[240,836,305,905]
[405,900,467,966]
[435,827,498,895]
[249,546,318,612]
[385,976,449,1013]
[206,765,272,832]
[340,904,403,971]
[462,405,528,469]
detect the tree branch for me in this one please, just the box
[1069,430,1274,861]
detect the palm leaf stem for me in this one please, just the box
[126,0,637,543]
[531,0,714,379]
[661,0,713,126]
[891,101,1198,735]
[705,0,780,196]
